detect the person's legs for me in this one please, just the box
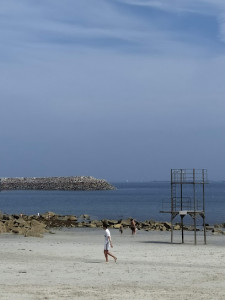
[131,227,136,235]
[104,250,108,262]
[107,251,117,262]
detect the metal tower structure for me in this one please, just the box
[161,169,207,245]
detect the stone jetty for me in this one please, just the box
[0,176,115,191]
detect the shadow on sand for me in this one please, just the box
[139,241,181,245]
[83,259,102,264]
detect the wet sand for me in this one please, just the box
[0,228,225,300]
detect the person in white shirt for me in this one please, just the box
[103,222,117,263]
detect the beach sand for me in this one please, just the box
[0,228,225,300]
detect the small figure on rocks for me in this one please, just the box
[103,222,117,263]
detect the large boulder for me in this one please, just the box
[0,215,47,237]
[24,219,47,237]
[174,224,181,230]
[163,222,172,230]
[120,219,131,227]
[67,215,77,221]
[15,217,28,227]
[0,221,7,233]
[106,219,118,225]
[212,228,225,235]
[113,224,122,229]
[91,220,103,227]
[41,212,57,220]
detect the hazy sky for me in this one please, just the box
[1,0,225,182]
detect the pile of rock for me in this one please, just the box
[0,176,115,191]
[1,212,222,236]
[211,223,225,235]
[102,219,201,232]
[0,212,47,237]
[33,212,79,228]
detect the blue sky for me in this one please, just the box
[1,0,225,181]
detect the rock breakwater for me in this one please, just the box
[0,176,115,191]
[1,212,223,237]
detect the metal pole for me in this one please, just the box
[181,169,184,243]
[171,169,173,243]
[202,169,206,244]
[193,169,197,245]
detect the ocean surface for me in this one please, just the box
[0,182,224,225]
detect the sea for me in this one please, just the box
[0,182,224,225]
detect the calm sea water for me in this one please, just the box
[0,182,224,225]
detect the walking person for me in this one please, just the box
[103,222,117,263]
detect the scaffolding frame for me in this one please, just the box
[161,169,207,245]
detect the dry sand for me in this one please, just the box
[0,228,225,300]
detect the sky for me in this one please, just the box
[1,0,225,182]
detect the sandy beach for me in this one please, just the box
[0,228,225,300]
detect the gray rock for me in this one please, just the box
[106,219,119,225]
[91,220,102,227]
[120,219,131,226]
[163,222,172,229]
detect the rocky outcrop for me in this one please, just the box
[1,212,221,236]
[0,176,115,191]
[0,213,47,237]
[211,223,225,235]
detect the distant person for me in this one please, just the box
[103,222,117,263]
[130,218,136,235]
[119,224,123,235]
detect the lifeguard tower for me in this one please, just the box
[161,169,207,244]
